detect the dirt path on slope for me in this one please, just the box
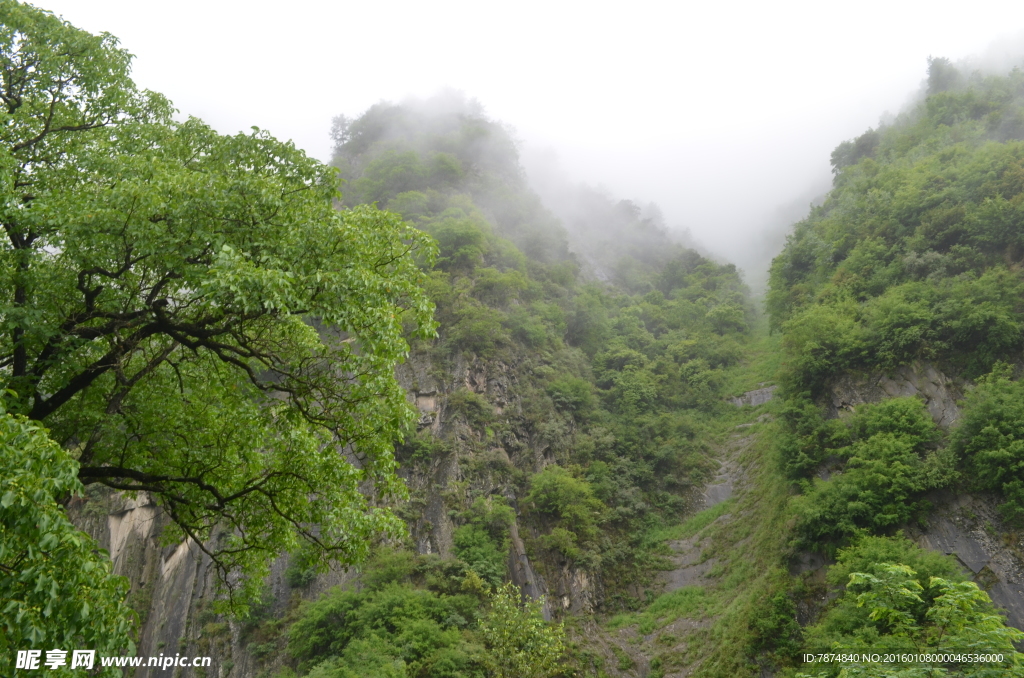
[578,425,763,678]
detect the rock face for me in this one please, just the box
[909,492,1024,631]
[397,350,598,619]
[730,385,776,407]
[508,518,552,619]
[67,348,597,677]
[68,490,358,678]
[826,361,962,428]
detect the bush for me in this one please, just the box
[447,389,495,430]
[396,431,451,465]
[525,466,606,556]
[447,303,509,357]
[781,303,867,395]
[428,216,491,272]
[747,592,802,667]
[480,583,568,678]
[546,377,595,418]
[287,584,484,676]
[286,548,319,589]
[827,535,964,595]
[453,497,514,587]
[799,541,1024,676]
[951,366,1024,524]
[792,399,947,548]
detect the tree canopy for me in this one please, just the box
[798,539,1024,677]
[0,0,435,607]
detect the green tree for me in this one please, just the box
[480,583,567,678]
[525,466,606,558]
[0,408,134,677]
[0,2,435,607]
[951,366,1024,524]
[799,561,1024,677]
[287,582,488,678]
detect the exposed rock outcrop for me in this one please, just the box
[64,348,604,678]
[69,489,359,678]
[730,385,776,407]
[826,361,962,428]
[397,350,597,617]
[909,492,1024,630]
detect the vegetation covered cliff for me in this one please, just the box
[237,59,1024,677]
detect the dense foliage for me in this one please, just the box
[788,399,950,550]
[758,59,1024,677]
[950,366,1024,523]
[0,408,134,677]
[769,63,1024,395]
[768,60,1024,534]
[279,550,566,678]
[0,0,435,613]
[797,537,1024,677]
[304,58,1024,678]
[2,7,754,672]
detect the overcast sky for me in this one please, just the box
[38,0,1024,280]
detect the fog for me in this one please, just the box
[40,0,1024,287]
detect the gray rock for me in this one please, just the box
[827,361,962,428]
[912,492,1024,631]
[730,386,777,407]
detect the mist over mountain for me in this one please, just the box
[520,145,714,281]
[330,91,731,293]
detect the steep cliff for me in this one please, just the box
[822,362,1024,632]
[63,346,591,677]
[756,58,1024,677]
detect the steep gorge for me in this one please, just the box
[64,59,1024,678]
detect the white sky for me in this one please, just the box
[37,0,1024,277]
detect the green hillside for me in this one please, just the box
[758,58,1024,677]
[770,59,1024,526]
[264,63,1024,677]
[248,95,759,677]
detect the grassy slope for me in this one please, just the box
[579,322,797,678]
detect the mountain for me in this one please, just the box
[61,60,1024,678]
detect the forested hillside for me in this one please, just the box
[258,63,1024,677]
[756,58,1024,677]
[770,57,1024,535]
[241,94,757,678]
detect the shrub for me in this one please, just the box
[287,584,484,676]
[480,583,567,678]
[286,548,319,589]
[747,593,802,667]
[447,303,509,357]
[447,389,495,429]
[526,466,606,560]
[546,377,595,418]
[951,366,1024,524]
[799,550,1024,676]
[453,497,514,587]
[792,399,946,549]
